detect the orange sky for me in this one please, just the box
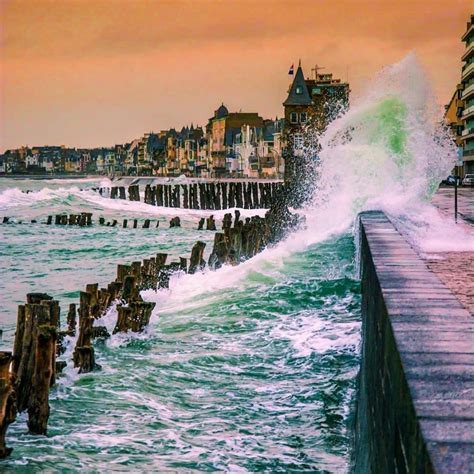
[0,0,471,151]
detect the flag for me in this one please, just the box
[288,64,294,75]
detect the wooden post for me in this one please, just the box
[143,219,151,229]
[123,219,128,228]
[222,182,228,209]
[133,219,138,229]
[198,218,205,230]
[182,185,189,209]
[0,352,15,458]
[206,215,217,231]
[189,241,206,274]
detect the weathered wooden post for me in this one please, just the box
[206,215,217,231]
[0,352,15,459]
[28,318,56,435]
[235,182,243,208]
[198,217,205,230]
[208,232,229,270]
[189,241,206,274]
[173,185,180,208]
[143,219,151,229]
[110,187,118,199]
[164,185,169,207]
[228,183,235,208]
[46,216,53,225]
[156,185,163,206]
[182,184,189,209]
[119,187,126,199]
[73,291,98,374]
[99,217,105,225]
[222,182,228,209]
[169,216,181,228]
[123,219,128,228]
[133,219,138,229]
[192,183,199,209]
[199,183,206,210]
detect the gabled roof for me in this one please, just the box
[283,65,312,107]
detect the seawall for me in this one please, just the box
[354,211,473,473]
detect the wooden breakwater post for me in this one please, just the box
[105,181,283,210]
[73,291,100,374]
[128,185,140,202]
[12,293,59,435]
[169,216,181,228]
[189,241,206,274]
[0,352,16,458]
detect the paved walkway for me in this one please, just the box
[431,186,474,224]
[425,187,474,316]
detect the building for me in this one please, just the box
[206,104,264,177]
[461,14,474,175]
[282,61,349,204]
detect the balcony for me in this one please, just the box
[462,62,474,81]
[462,105,474,119]
[461,24,473,42]
[462,127,474,138]
[462,43,474,62]
[462,83,474,100]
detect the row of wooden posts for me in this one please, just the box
[1,214,221,231]
[0,204,296,458]
[94,181,283,210]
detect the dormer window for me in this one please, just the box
[295,86,303,94]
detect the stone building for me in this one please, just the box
[282,61,349,204]
[206,104,264,177]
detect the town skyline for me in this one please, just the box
[0,0,471,151]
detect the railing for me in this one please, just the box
[462,127,474,136]
[462,62,474,77]
[462,83,474,99]
[462,105,474,117]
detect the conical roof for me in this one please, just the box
[283,65,312,106]
[215,103,229,119]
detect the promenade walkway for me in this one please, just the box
[425,187,474,316]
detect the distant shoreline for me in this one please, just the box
[0,174,97,180]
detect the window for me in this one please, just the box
[300,112,307,123]
[295,86,303,94]
[293,133,303,150]
[312,87,321,95]
[290,112,298,123]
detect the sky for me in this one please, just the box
[0,0,471,151]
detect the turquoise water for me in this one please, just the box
[0,178,361,472]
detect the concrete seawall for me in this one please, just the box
[354,211,473,473]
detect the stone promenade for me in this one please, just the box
[426,187,474,316]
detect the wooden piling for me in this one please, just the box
[0,352,15,458]
[189,241,206,274]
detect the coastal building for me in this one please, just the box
[461,14,474,175]
[206,104,264,177]
[282,62,349,203]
